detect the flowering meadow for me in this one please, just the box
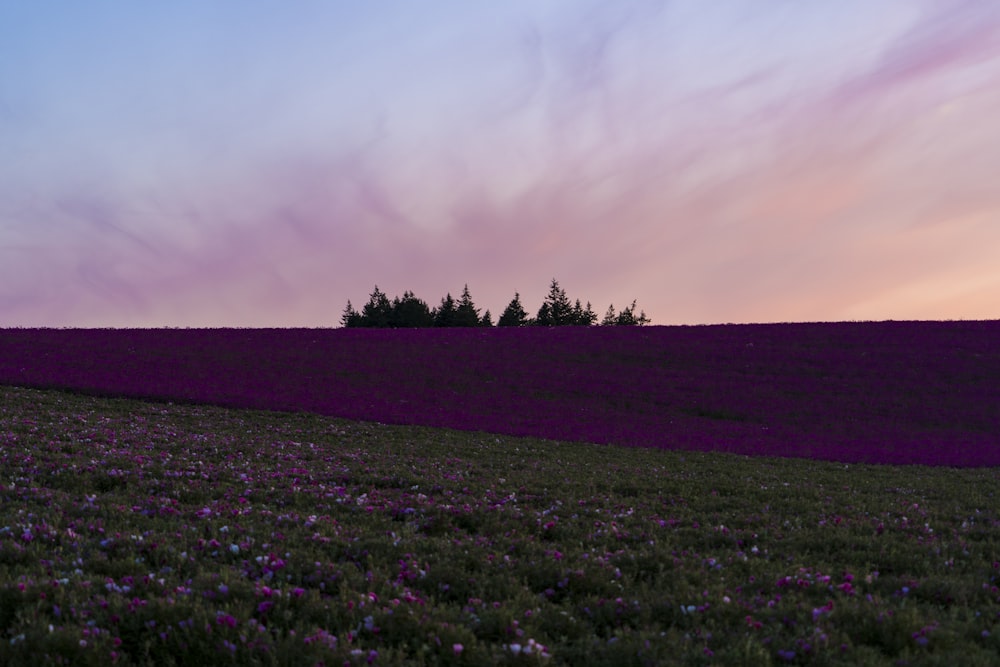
[2,382,1000,666]
[0,322,998,466]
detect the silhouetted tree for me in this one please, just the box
[600,301,651,325]
[536,278,574,326]
[615,299,650,326]
[389,291,433,327]
[498,292,530,326]
[601,304,617,326]
[360,285,392,327]
[344,281,651,328]
[571,299,597,326]
[535,303,551,326]
[433,293,458,327]
[454,284,482,327]
[341,300,363,327]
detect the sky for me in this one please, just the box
[2,0,999,328]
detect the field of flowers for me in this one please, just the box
[0,321,998,465]
[2,384,1000,666]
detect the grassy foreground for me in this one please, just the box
[1,385,999,666]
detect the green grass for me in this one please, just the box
[1,385,999,665]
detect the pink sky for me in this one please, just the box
[2,1,999,327]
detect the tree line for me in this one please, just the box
[341,279,650,328]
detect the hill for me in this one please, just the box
[1,321,998,466]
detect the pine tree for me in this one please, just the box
[601,304,617,326]
[536,278,573,326]
[389,291,433,327]
[480,309,493,327]
[497,292,530,326]
[433,293,458,327]
[454,284,481,327]
[535,303,552,326]
[614,300,651,326]
[341,300,362,327]
[571,299,597,326]
[360,285,392,327]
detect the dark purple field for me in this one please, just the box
[1,321,998,466]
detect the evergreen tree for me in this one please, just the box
[535,303,552,326]
[345,280,649,328]
[614,300,651,326]
[433,293,458,327]
[341,300,363,328]
[571,299,597,326]
[389,291,433,327]
[536,278,573,326]
[454,284,481,327]
[601,304,617,326]
[497,292,530,326]
[360,285,392,327]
